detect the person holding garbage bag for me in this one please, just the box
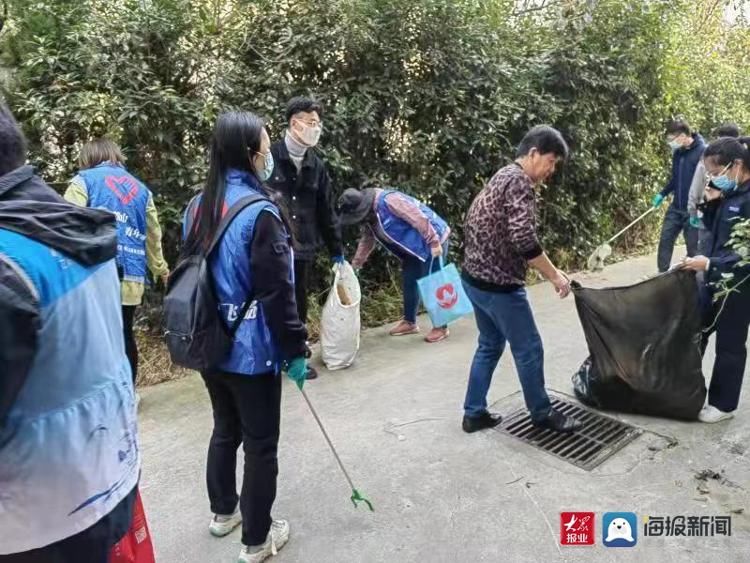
[338,185,452,343]
[681,136,750,424]
[461,125,582,434]
[181,111,308,563]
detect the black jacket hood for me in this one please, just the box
[0,165,117,266]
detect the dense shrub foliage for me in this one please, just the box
[2,0,749,323]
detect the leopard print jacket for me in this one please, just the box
[462,163,543,289]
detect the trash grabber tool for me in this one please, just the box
[299,387,374,511]
[587,206,657,271]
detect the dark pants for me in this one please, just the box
[401,241,450,326]
[294,259,312,324]
[701,286,750,412]
[201,371,281,546]
[696,226,710,256]
[0,486,136,563]
[462,282,551,421]
[658,206,699,272]
[122,305,138,385]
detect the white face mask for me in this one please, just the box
[295,120,322,147]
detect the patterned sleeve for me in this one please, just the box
[503,175,543,260]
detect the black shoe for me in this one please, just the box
[305,366,318,380]
[532,408,582,433]
[462,411,503,433]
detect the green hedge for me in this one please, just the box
[2,0,749,322]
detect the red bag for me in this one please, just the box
[110,489,156,563]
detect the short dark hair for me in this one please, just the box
[665,118,692,137]
[285,96,323,123]
[516,125,569,160]
[712,123,740,139]
[0,102,27,176]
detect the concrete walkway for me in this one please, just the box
[138,253,750,563]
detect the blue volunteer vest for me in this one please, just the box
[375,189,449,261]
[79,163,150,283]
[0,229,139,555]
[184,169,291,376]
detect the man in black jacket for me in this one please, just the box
[268,97,344,380]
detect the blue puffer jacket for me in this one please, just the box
[375,189,449,262]
[0,167,138,555]
[183,170,292,376]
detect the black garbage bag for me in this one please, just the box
[571,269,706,420]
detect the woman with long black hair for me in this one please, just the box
[183,111,308,562]
[682,136,750,424]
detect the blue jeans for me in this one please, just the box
[658,206,698,272]
[401,241,449,326]
[462,282,551,421]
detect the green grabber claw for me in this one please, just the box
[350,488,374,511]
[299,387,374,513]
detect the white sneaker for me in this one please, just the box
[208,510,242,537]
[238,520,290,563]
[698,405,734,424]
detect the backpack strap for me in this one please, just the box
[206,194,270,255]
[207,193,270,335]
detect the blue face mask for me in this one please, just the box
[710,164,736,192]
[256,151,274,182]
[711,174,736,192]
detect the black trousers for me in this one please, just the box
[201,371,281,546]
[294,259,313,324]
[0,486,136,563]
[657,206,699,272]
[702,285,750,412]
[122,305,138,385]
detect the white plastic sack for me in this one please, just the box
[320,261,361,370]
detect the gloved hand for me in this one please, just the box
[286,357,307,390]
[332,255,345,265]
[652,194,665,208]
[689,215,701,228]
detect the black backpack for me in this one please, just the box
[164,194,268,371]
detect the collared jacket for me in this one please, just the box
[268,140,343,261]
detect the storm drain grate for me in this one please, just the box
[499,397,642,471]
